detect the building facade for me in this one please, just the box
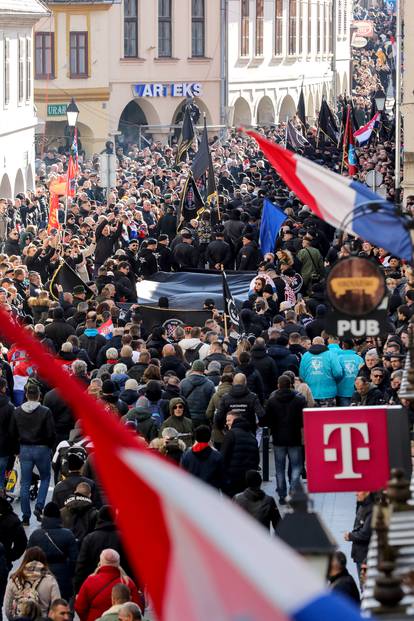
[0,0,49,199]
[402,0,414,201]
[227,0,353,126]
[34,0,222,155]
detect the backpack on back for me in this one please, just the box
[12,576,44,617]
[184,342,203,365]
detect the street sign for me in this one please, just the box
[47,104,68,117]
[365,170,383,189]
[304,406,411,493]
[98,154,117,189]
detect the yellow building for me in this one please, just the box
[34,0,221,155]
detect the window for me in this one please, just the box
[325,0,330,53]
[320,2,325,53]
[241,0,249,57]
[329,0,333,52]
[255,0,264,56]
[275,0,283,55]
[317,1,321,53]
[124,0,138,58]
[192,0,205,57]
[288,0,297,56]
[307,0,312,54]
[298,0,303,55]
[26,37,32,99]
[4,38,10,106]
[159,0,172,57]
[18,38,24,102]
[35,32,54,79]
[338,0,342,36]
[70,32,88,78]
[343,0,348,35]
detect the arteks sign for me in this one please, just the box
[132,83,202,98]
[325,256,387,338]
[304,406,411,493]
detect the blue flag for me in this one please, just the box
[259,198,287,256]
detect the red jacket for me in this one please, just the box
[75,565,143,621]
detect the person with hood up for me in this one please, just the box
[250,338,278,398]
[305,304,328,340]
[28,502,78,601]
[179,360,215,428]
[181,425,223,489]
[233,470,281,531]
[4,547,60,620]
[61,481,98,544]
[75,549,143,621]
[159,398,193,448]
[299,336,343,407]
[234,352,264,404]
[221,411,260,498]
[263,375,306,505]
[215,373,264,434]
[123,398,159,443]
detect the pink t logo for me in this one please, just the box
[323,423,370,479]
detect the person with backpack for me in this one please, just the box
[4,547,60,620]
[0,498,28,621]
[178,327,209,363]
[28,503,78,601]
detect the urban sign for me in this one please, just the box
[132,82,202,98]
[304,406,411,493]
[47,104,68,117]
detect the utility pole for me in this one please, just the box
[395,0,402,205]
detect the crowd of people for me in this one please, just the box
[0,0,408,618]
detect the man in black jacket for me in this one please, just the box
[236,234,261,271]
[0,378,15,495]
[351,376,385,406]
[61,481,98,544]
[215,373,264,433]
[0,496,27,615]
[137,238,158,279]
[172,231,198,269]
[328,551,360,604]
[345,491,375,583]
[44,307,76,351]
[264,375,306,505]
[181,426,223,489]
[206,227,233,270]
[250,338,278,398]
[233,470,281,531]
[156,234,175,272]
[114,261,137,303]
[221,412,260,497]
[94,215,123,274]
[52,447,97,509]
[78,312,107,366]
[10,383,56,525]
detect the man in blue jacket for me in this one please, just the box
[299,336,343,407]
[328,337,364,407]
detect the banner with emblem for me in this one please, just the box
[222,271,240,332]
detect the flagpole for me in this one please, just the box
[284,116,289,148]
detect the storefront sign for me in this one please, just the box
[352,20,374,38]
[47,104,68,117]
[304,406,411,493]
[132,82,202,98]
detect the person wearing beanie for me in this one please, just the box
[181,425,224,489]
[156,235,174,272]
[205,360,221,386]
[180,361,215,427]
[233,470,281,531]
[159,397,193,448]
[100,380,128,417]
[52,447,97,510]
[28,501,78,600]
[44,307,76,350]
[236,233,261,271]
[305,304,328,340]
[61,481,98,545]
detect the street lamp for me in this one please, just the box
[374,91,386,113]
[276,483,337,580]
[66,98,79,128]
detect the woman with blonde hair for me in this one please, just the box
[4,547,60,620]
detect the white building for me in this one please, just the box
[0,0,49,199]
[227,0,353,126]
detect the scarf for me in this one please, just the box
[192,442,210,453]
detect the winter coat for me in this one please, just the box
[75,565,142,621]
[329,569,360,604]
[4,561,60,620]
[180,374,215,425]
[205,381,233,444]
[297,246,324,288]
[0,394,16,457]
[160,355,189,380]
[28,516,78,600]
[127,363,148,383]
[10,402,56,448]
[233,487,281,531]
[351,386,385,406]
[181,445,224,488]
[43,388,74,442]
[159,414,194,448]
[74,520,132,593]
[203,353,234,372]
[299,344,343,399]
[79,330,107,366]
[61,494,98,544]
[234,363,264,404]
[178,338,210,361]
[264,389,306,446]
[328,344,364,398]
[215,384,264,433]
[124,407,159,443]
[250,345,278,397]
[236,241,261,271]
[52,473,97,510]
[267,342,300,377]
[0,506,27,569]
[94,219,123,266]
[44,320,75,350]
[221,417,260,496]
[349,496,374,564]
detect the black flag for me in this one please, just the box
[222,271,240,331]
[49,260,94,300]
[317,99,339,144]
[175,104,195,164]
[286,121,309,150]
[297,88,306,131]
[177,173,205,231]
[191,117,210,181]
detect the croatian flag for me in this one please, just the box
[0,308,365,621]
[354,112,381,146]
[98,318,114,340]
[246,130,412,262]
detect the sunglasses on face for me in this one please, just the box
[174,405,184,409]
